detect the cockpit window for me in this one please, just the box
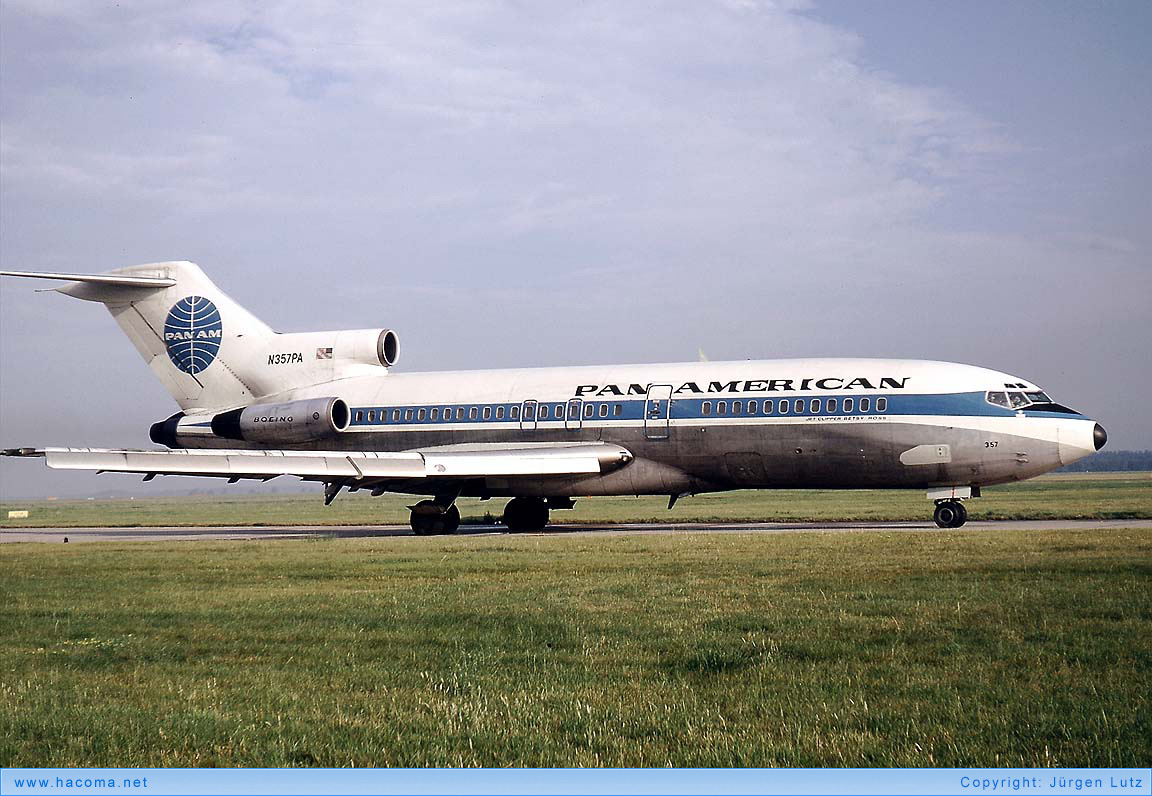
[988,387,1077,413]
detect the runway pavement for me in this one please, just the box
[2,518,1149,543]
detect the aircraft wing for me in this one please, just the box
[2,442,633,482]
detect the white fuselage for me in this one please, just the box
[174,357,1102,498]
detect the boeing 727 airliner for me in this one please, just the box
[1,262,1107,532]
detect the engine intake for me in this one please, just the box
[377,329,399,367]
[211,397,350,444]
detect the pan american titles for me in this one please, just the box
[574,376,911,397]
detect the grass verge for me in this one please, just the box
[1,527,1149,766]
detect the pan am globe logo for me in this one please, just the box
[163,296,223,374]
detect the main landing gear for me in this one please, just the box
[408,496,561,535]
[502,497,550,533]
[933,500,968,529]
[410,500,460,535]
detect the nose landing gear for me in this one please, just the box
[927,486,976,528]
[933,500,968,528]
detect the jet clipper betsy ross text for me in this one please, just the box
[1,261,1106,534]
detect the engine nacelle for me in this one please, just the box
[209,397,350,444]
[326,328,399,368]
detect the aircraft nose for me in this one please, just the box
[1093,423,1108,451]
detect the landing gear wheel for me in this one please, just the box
[933,500,967,529]
[439,504,460,534]
[503,497,549,533]
[410,501,460,535]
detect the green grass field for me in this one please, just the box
[1,526,1149,767]
[2,472,1150,529]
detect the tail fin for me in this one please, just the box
[2,262,398,412]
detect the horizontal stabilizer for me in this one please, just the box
[0,270,176,288]
[3,443,634,482]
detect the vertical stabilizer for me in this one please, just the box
[3,261,399,412]
[5,262,272,411]
[91,262,272,410]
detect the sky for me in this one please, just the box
[1,0,1149,499]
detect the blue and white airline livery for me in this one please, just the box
[1,262,1107,533]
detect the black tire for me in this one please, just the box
[441,504,460,534]
[503,497,549,533]
[933,501,965,529]
[951,501,968,528]
[411,500,459,535]
[410,503,433,535]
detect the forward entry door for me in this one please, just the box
[644,384,673,440]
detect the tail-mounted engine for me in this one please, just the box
[241,328,398,400]
[334,328,399,368]
[275,328,399,369]
[151,397,350,448]
[211,397,350,444]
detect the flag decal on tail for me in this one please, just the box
[163,295,223,374]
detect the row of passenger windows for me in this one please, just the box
[701,396,887,416]
[528,403,625,420]
[351,397,889,424]
[353,402,628,424]
[360,405,518,423]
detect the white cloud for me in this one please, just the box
[3,0,1006,226]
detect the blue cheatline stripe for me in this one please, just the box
[344,391,1033,429]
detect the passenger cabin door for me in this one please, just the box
[645,384,673,440]
[520,400,538,431]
